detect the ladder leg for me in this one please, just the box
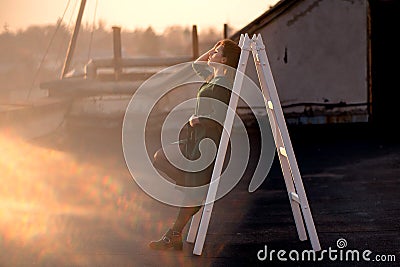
[272,122,307,240]
[186,206,203,243]
[251,34,320,250]
[277,151,308,241]
[193,201,214,255]
[299,195,321,250]
[291,171,321,250]
[193,34,252,255]
[250,38,307,242]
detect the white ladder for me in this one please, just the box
[187,33,321,255]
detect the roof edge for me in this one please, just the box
[230,0,302,41]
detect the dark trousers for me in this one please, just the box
[153,143,202,233]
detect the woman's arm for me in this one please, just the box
[194,45,217,63]
[194,49,210,63]
[192,55,213,80]
[189,114,200,127]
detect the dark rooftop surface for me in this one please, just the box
[1,122,399,267]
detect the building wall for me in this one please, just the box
[369,0,400,128]
[240,0,369,123]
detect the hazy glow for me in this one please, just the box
[0,0,280,33]
[0,132,162,265]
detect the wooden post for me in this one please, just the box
[60,0,87,79]
[112,26,122,80]
[223,23,228,39]
[192,25,199,60]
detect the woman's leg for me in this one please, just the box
[171,206,202,233]
[153,143,186,185]
[149,205,202,250]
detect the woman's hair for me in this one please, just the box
[218,39,241,69]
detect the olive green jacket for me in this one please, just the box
[182,63,233,188]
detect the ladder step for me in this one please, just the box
[267,100,274,110]
[290,192,300,204]
[279,147,287,157]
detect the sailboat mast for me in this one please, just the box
[60,0,87,79]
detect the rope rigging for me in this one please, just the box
[26,0,100,100]
[55,0,80,68]
[26,0,75,100]
[87,0,99,62]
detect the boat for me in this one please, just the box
[2,0,205,140]
[0,97,70,140]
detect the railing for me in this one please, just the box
[85,56,193,80]
[84,25,198,80]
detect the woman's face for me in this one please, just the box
[208,43,226,66]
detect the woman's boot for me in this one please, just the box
[149,229,183,250]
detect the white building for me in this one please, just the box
[231,0,399,125]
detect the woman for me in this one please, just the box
[149,39,241,250]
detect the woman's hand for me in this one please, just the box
[189,115,200,127]
[194,45,218,63]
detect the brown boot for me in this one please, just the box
[149,229,183,250]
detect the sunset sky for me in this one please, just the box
[0,0,280,33]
